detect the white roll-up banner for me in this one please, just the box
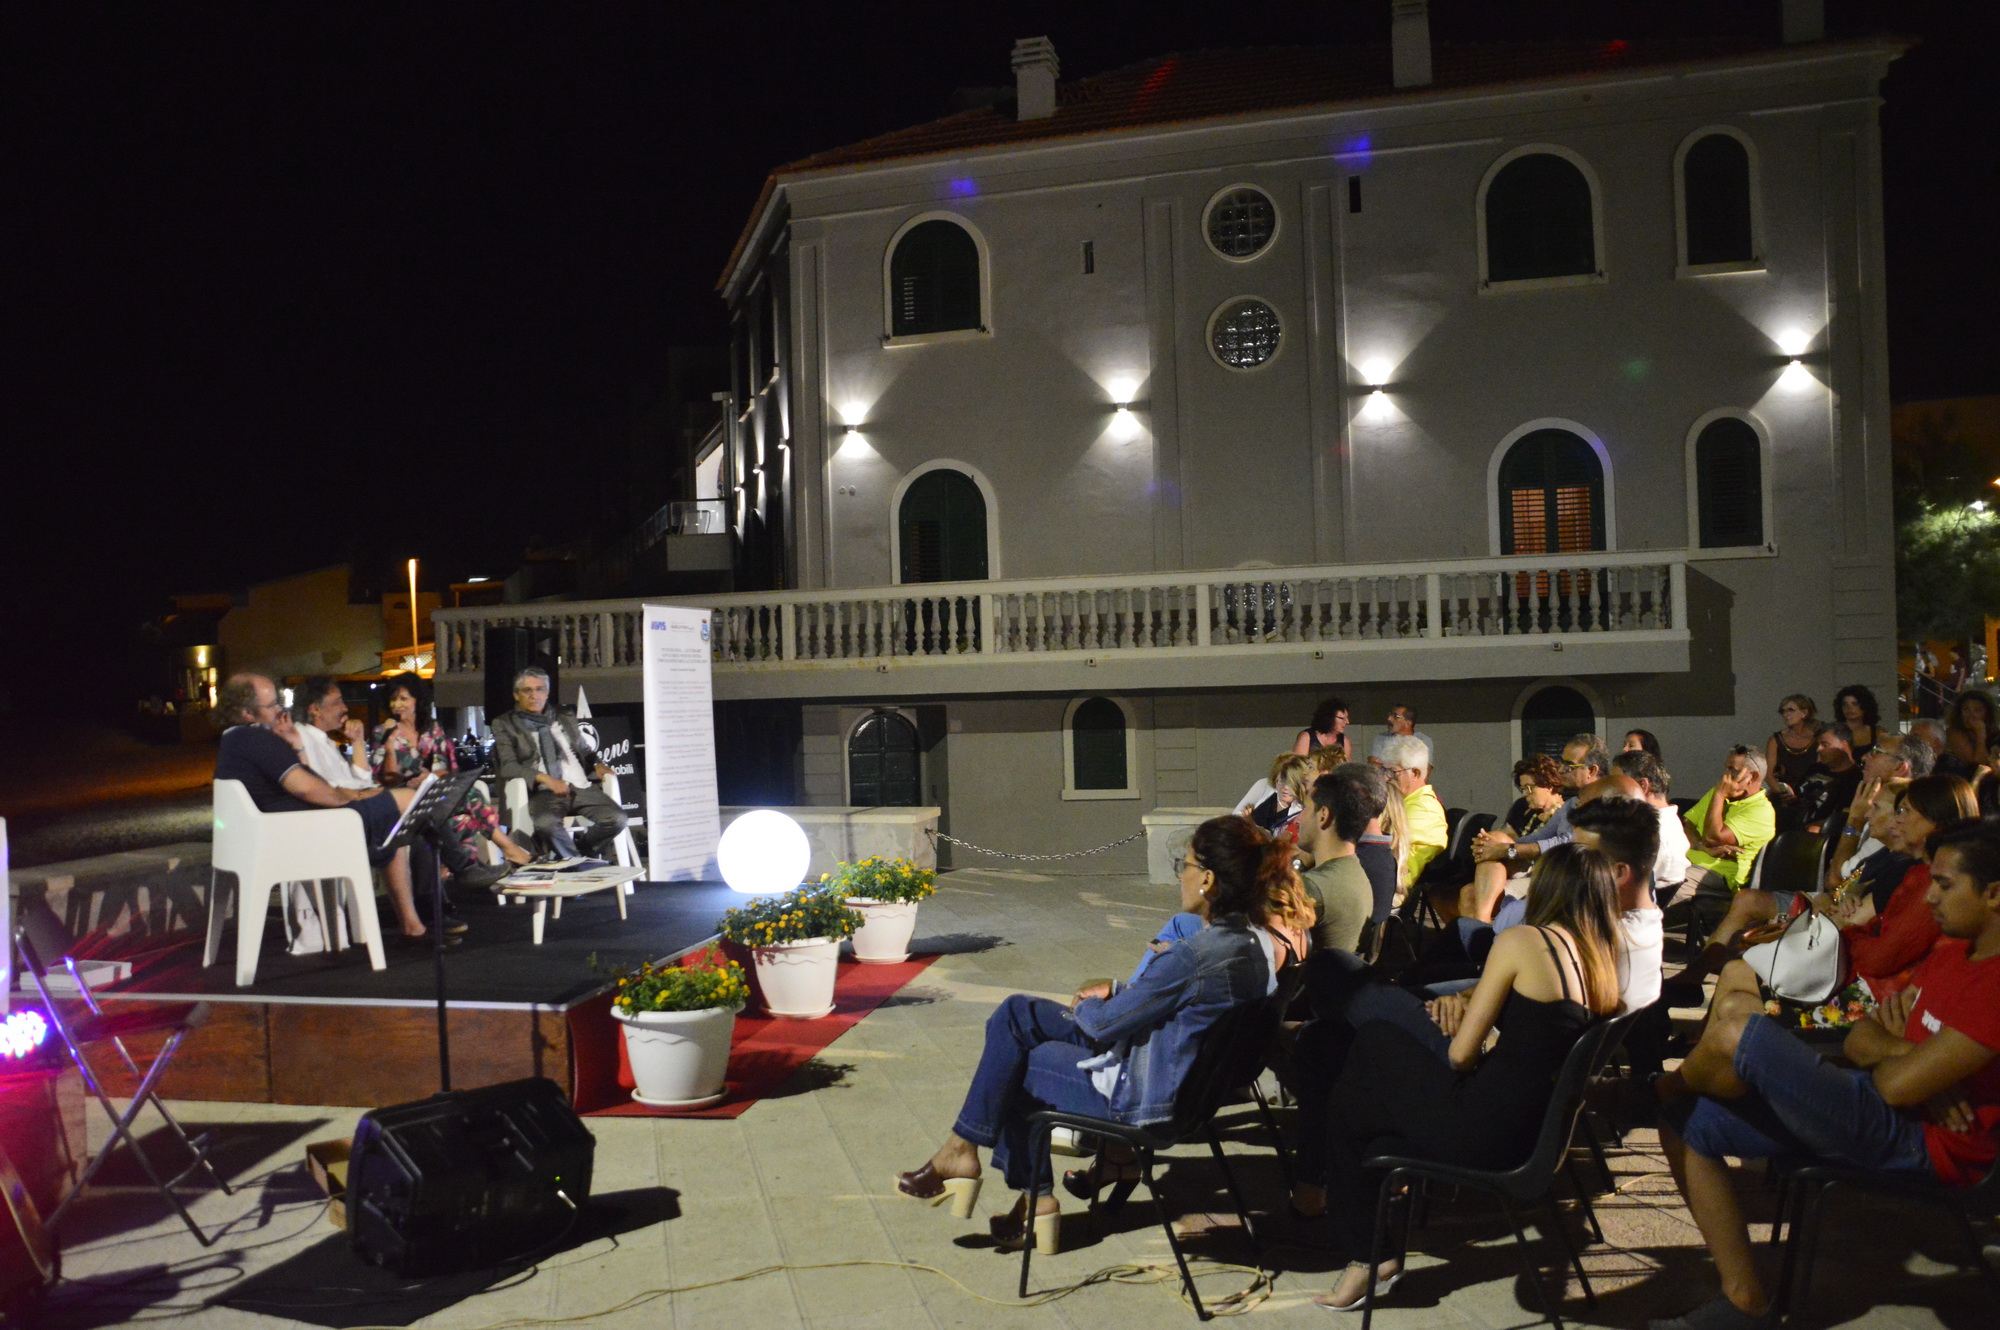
[640,605,721,880]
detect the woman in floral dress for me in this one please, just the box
[372,674,533,878]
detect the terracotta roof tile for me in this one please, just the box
[777,39,1772,175]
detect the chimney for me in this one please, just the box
[1781,0,1824,44]
[1392,0,1433,89]
[1011,36,1058,120]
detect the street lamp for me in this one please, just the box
[407,558,420,658]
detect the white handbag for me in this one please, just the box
[1743,909,1844,1005]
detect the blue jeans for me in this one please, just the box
[952,995,1116,1194]
[1129,913,1204,984]
[1667,1013,1934,1180]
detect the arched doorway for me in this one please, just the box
[898,469,988,584]
[1520,684,1596,762]
[849,711,922,807]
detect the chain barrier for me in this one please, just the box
[927,828,1144,862]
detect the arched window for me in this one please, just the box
[897,468,988,583]
[1520,685,1595,762]
[1498,429,1605,555]
[888,219,982,337]
[849,711,922,806]
[1482,151,1598,284]
[1680,132,1756,268]
[1694,416,1765,548]
[1064,697,1135,798]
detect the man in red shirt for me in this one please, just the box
[1646,817,2000,1330]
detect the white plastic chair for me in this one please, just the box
[504,772,640,869]
[205,780,387,987]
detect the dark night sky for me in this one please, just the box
[4,1,1994,705]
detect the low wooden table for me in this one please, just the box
[497,867,646,944]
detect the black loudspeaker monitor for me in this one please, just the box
[483,626,560,723]
[346,1078,595,1276]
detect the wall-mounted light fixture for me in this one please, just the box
[1360,358,1393,389]
[1774,328,1811,362]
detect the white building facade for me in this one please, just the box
[437,15,1904,872]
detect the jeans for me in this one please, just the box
[1667,1013,1934,1180]
[528,782,628,858]
[1129,913,1205,984]
[1293,949,1452,1184]
[952,994,1117,1194]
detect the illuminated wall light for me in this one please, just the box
[1359,358,1394,389]
[1774,328,1811,360]
[1106,377,1140,407]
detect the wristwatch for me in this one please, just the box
[1505,844,1519,863]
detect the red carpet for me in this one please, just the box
[573,953,940,1119]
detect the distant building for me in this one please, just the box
[437,3,1904,871]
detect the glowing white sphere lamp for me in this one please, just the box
[718,809,812,895]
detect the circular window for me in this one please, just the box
[1208,298,1283,370]
[1204,186,1277,259]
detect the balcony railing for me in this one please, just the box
[434,551,1687,681]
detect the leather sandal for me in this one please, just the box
[1061,1156,1143,1202]
[893,1163,982,1219]
[991,1203,1061,1254]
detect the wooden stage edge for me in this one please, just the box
[90,946,711,1110]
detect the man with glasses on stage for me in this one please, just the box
[490,668,628,861]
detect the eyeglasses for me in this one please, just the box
[1559,760,1589,771]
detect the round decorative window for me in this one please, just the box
[1204,186,1277,259]
[1209,298,1283,370]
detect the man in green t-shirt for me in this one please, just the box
[1296,767,1382,955]
[1679,745,1777,901]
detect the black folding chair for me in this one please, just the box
[1355,1011,1636,1330]
[1019,996,1284,1320]
[13,913,232,1247]
[1770,1128,2000,1320]
[1444,812,1497,874]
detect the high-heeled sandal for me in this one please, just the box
[1060,1156,1143,1203]
[1314,1264,1403,1313]
[991,1203,1061,1254]
[892,1163,982,1219]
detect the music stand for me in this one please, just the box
[378,770,483,1091]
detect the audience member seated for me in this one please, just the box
[1645,817,2000,1330]
[490,667,628,860]
[1613,748,1691,896]
[1831,683,1884,762]
[212,672,433,944]
[1940,687,1999,781]
[1503,754,1566,838]
[1764,693,1824,808]
[1291,694,1353,762]
[1909,717,1947,770]
[371,673,527,888]
[1672,773,1975,999]
[1334,763,1401,931]
[1462,733,1610,922]
[1670,746,1777,923]
[1294,766,1385,956]
[1786,722,1863,834]
[892,816,1295,1252]
[1290,844,1623,1310]
[1822,732,1931,891]
[1374,734,1445,887]
[1382,703,1435,780]
[1623,728,1663,760]
[1241,753,1315,841]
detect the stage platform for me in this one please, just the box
[89,880,739,1109]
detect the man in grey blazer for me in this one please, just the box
[489,668,628,859]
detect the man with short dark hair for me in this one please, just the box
[213,672,438,942]
[1383,704,1435,779]
[292,675,375,790]
[1789,723,1862,835]
[1462,733,1611,920]
[1296,768,1383,955]
[490,667,627,859]
[1615,749,1691,895]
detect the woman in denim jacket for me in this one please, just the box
[893,816,1298,1252]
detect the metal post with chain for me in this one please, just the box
[926,827,1144,862]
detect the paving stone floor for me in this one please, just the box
[31,867,1997,1329]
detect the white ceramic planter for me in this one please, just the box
[749,937,841,1019]
[612,1003,743,1108]
[846,898,920,965]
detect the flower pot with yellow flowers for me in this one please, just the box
[716,886,864,1020]
[823,857,936,965]
[609,946,747,1108]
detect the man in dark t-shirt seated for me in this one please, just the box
[213,672,439,943]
